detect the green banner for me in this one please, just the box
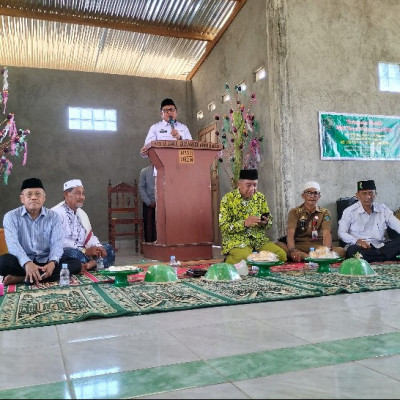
[319,112,400,160]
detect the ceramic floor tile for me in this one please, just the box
[263,308,396,343]
[70,360,226,399]
[357,353,400,380]
[0,325,59,349]
[0,344,67,390]
[0,381,72,400]
[316,332,400,360]
[134,382,250,399]
[234,361,400,399]
[62,329,200,379]
[56,314,163,343]
[347,302,400,330]
[170,319,308,359]
[149,305,254,331]
[208,344,347,380]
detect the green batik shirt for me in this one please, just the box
[219,189,273,255]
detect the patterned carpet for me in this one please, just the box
[1,262,400,331]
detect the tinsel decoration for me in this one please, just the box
[0,67,31,185]
[214,83,263,189]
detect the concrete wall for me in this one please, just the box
[0,68,192,240]
[191,0,277,230]
[192,0,400,242]
[192,0,280,240]
[286,0,400,239]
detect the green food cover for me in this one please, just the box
[144,264,178,282]
[338,254,376,276]
[204,263,241,281]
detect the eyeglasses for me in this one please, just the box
[358,190,376,197]
[304,191,320,197]
[22,191,44,198]
[162,107,176,113]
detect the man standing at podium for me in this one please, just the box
[140,98,192,157]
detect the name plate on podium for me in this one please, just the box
[148,140,222,150]
[179,149,194,163]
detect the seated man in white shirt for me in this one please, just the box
[338,179,400,262]
[52,179,115,271]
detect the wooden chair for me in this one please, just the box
[108,180,144,253]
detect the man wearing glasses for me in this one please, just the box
[140,98,192,157]
[0,178,81,285]
[338,179,400,262]
[276,181,345,262]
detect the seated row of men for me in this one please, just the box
[2,172,399,286]
[219,170,400,265]
[0,178,115,285]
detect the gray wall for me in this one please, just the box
[286,0,400,239]
[0,68,192,240]
[192,0,400,241]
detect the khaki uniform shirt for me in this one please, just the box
[287,204,332,251]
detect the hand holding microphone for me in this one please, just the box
[169,116,181,139]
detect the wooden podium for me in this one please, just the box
[143,140,222,261]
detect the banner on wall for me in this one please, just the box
[319,111,400,160]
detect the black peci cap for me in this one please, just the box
[21,178,45,192]
[239,169,258,180]
[160,98,176,110]
[357,180,376,191]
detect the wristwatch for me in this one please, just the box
[81,248,86,254]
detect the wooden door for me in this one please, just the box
[198,122,221,245]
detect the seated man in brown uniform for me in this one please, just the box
[276,181,345,262]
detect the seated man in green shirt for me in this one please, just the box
[219,169,287,264]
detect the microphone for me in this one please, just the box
[169,116,175,130]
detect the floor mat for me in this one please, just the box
[1,262,400,331]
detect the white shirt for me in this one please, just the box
[142,119,193,176]
[52,202,102,249]
[338,201,400,247]
[143,120,192,147]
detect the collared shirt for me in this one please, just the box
[142,120,193,176]
[143,120,192,147]
[219,189,272,254]
[138,165,156,206]
[287,204,332,243]
[3,206,64,267]
[52,203,101,249]
[338,201,400,246]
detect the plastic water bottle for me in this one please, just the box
[308,247,318,269]
[59,263,70,286]
[251,251,259,274]
[97,256,104,270]
[169,255,178,278]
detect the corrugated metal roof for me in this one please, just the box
[0,0,247,80]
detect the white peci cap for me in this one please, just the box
[64,179,83,191]
[302,181,320,192]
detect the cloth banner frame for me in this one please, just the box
[319,111,400,160]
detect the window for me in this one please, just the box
[378,62,400,92]
[236,81,246,92]
[208,102,216,112]
[254,66,267,82]
[197,110,204,120]
[68,107,117,131]
[222,92,230,103]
